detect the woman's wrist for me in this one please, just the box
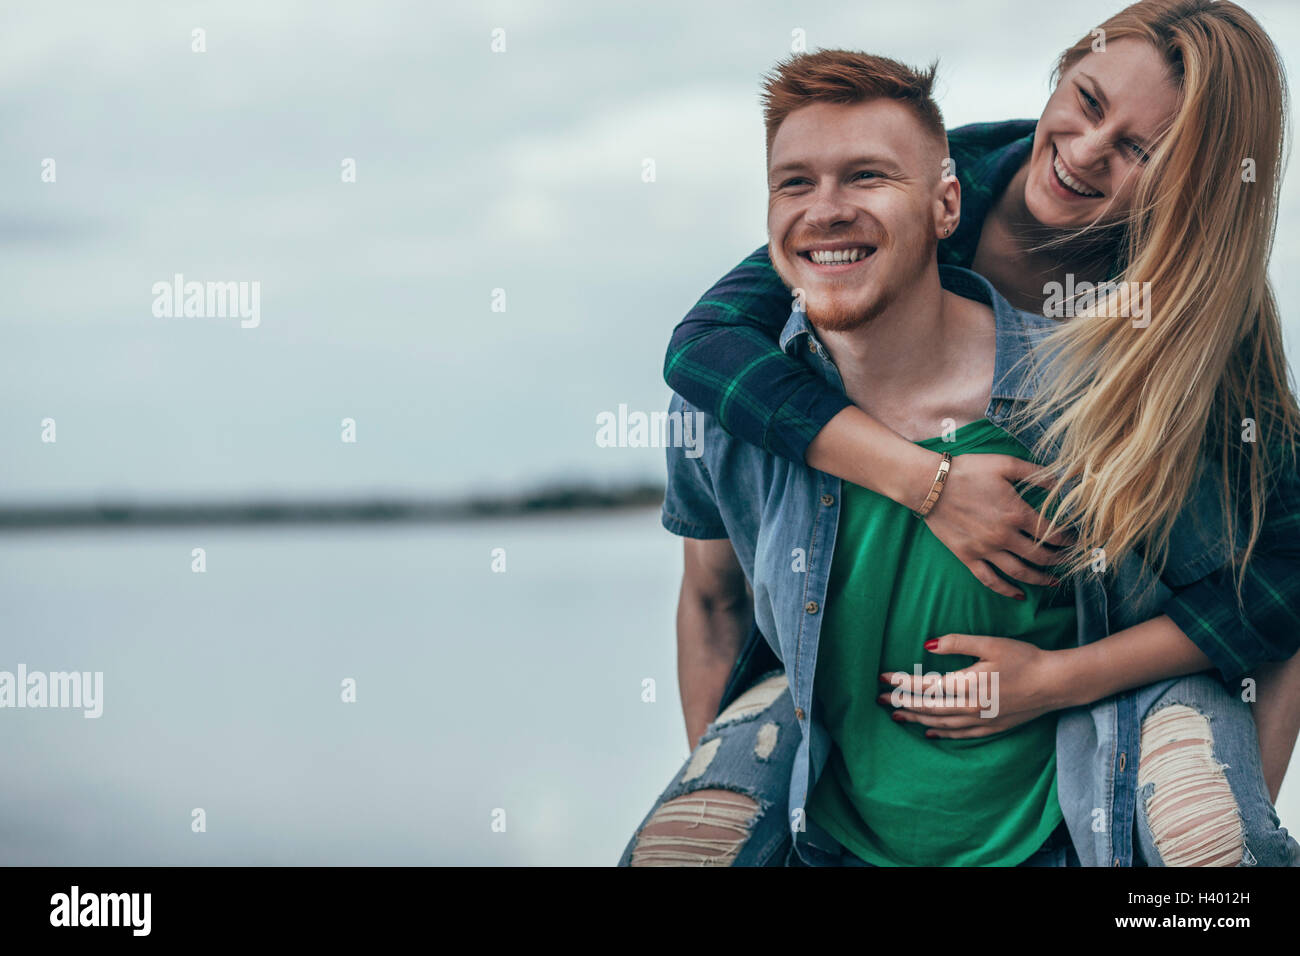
[908,449,952,517]
[806,406,943,508]
[1042,646,1091,710]
[1044,618,1213,711]
[889,445,947,513]
[1034,616,1206,712]
[1045,642,1131,710]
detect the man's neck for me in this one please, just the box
[815,267,997,441]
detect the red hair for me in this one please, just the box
[761,50,945,159]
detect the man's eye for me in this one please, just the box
[852,170,879,181]
[780,177,811,188]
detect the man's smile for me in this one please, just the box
[795,243,878,272]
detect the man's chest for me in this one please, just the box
[856,396,990,442]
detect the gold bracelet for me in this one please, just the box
[911,452,952,519]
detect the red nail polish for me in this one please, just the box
[924,639,939,651]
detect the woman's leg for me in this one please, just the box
[617,671,799,866]
[1134,673,1300,866]
[1249,652,1300,802]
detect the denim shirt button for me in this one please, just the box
[795,707,806,721]
[820,493,834,506]
[805,601,819,614]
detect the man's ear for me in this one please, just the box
[936,154,961,239]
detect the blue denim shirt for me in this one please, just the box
[662,265,1243,867]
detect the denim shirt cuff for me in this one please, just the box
[661,508,728,540]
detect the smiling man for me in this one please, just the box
[618,51,1083,868]
[763,92,1000,441]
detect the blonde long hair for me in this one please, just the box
[1016,0,1300,601]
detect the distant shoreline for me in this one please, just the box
[0,483,666,530]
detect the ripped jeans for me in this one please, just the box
[617,669,1300,867]
[1128,673,1298,867]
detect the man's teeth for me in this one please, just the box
[808,247,870,264]
[1053,154,1102,197]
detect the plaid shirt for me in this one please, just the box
[662,118,1300,680]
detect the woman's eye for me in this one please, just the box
[1080,89,1099,113]
[1126,142,1150,163]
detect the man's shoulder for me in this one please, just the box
[665,392,784,501]
[937,266,1056,400]
[1014,307,1055,332]
[995,298,1056,357]
[662,392,777,541]
[667,392,752,462]
[939,265,1051,329]
[1005,300,1055,337]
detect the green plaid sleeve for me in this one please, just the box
[663,245,850,463]
[1163,455,1300,682]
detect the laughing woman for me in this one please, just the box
[635,0,1300,865]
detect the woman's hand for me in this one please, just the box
[806,409,1072,599]
[922,453,1074,600]
[877,633,1075,739]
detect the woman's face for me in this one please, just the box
[1024,37,1181,230]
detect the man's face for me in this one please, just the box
[767,99,944,331]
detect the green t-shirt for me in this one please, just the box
[805,417,1075,866]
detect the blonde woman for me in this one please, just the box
[646,0,1300,865]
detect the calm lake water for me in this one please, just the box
[0,510,689,865]
[1,510,1296,864]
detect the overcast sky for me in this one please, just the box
[3,0,1298,501]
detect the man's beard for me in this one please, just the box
[806,280,894,331]
[802,232,934,333]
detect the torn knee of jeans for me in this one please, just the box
[679,736,721,783]
[1147,696,1216,722]
[754,721,780,761]
[1138,703,1244,867]
[713,674,788,728]
[628,789,760,867]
